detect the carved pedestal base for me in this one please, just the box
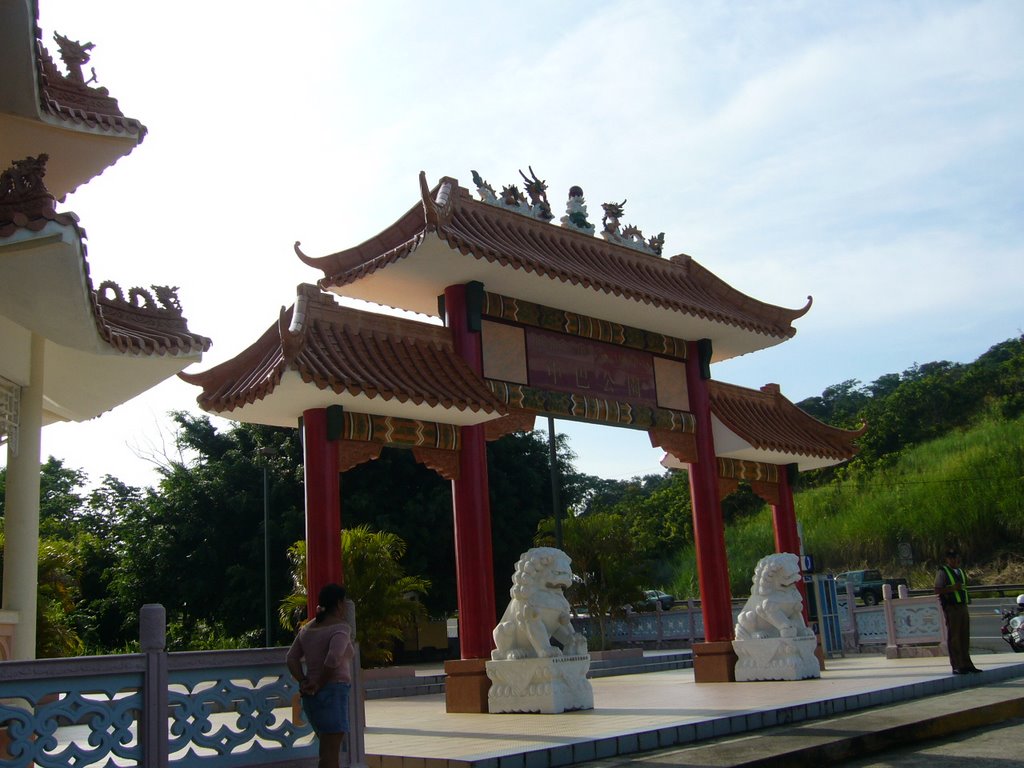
[486,655,594,714]
[732,635,820,681]
[444,659,491,713]
[692,641,738,683]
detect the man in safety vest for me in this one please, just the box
[934,548,981,674]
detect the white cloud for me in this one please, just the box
[10,0,1023,486]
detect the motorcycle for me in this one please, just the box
[999,608,1024,653]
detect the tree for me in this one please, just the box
[101,412,307,647]
[341,429,583,619]
[279,526,430,666]
[535,512,647,650]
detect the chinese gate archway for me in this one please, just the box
[182,171,861,708]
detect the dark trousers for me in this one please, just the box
[943,602,973,671]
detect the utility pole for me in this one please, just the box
[259,446,277,647]
[547,416,563,550]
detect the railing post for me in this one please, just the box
[687,599,697,644]
[140,604,168,768]
[347,644,367,768]
[882,584,898,659]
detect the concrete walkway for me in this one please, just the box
[361,654,1024,768]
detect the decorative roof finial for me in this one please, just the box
[53,32,95,84]
[560,186,596,235]
[601,199,627,237]
[471,170,497,204]
[518,166,553,221]
[0,155,56,221]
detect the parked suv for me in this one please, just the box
[637,589,675,612]
[834,569,908,605]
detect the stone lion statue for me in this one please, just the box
[734,552,814,641]
[491,547,589,660]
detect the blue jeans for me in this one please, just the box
[302,682,350,734]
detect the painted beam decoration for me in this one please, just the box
[717,457,782,505]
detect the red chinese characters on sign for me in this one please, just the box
[525,326,657,405]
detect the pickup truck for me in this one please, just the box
[834,569,909,605]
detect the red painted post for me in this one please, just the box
[685,340,733,642]
[444,283,497,659]
[303,407,343,619]
[771,464,810,616]
[771,464,801,556]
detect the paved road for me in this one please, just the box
[840,716,1024,766]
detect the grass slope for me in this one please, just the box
[671,413,1024,597]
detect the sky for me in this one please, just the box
[9,0,1023,489]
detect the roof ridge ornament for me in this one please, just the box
[471,168,556,223]
[53,32,98,86]
[601,199,664,256]
[96,280,184,317]
[560,185,596,235]
[469,169,665,254]
[0,155,56,221]
[420,172,456,230]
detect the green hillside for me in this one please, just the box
[666,335,1024,597]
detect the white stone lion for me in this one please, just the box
[734,552,814,641]
[491,547,589,660]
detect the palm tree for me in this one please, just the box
[279,525,430,666]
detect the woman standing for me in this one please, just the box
[287,583,355,768]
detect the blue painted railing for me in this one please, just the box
[0,605,364,768]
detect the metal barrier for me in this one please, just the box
[0,605,366,768]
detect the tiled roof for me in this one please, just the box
[179,285,508,418]
[709,381,863,462]
[1,155,210,357]
[34,20,147,142]
[297,174,811,342]
[93,282,211,356]
[0,154,79,237]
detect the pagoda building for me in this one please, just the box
[183,169,861,703]
[0,0,211,660]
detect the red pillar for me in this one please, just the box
[771,464,801,556]
[444,283,497,660]
[771,464,810,616]
[685,339,733,642]
[303,407,343,619]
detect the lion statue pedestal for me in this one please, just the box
[486,547,593,714]
[732,552,820,682]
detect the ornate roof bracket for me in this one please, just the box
[336,412,462,480]
[650,428,698,465]
[483,411,537,441]
[717,475,781,506]
[716,458,781,505]
[411,446,460,480]
[338,439,383,473]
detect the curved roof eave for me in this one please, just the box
[708,381,864,464]
[0,0,147,198]
[296,174,812,362]
[180,285,508,427]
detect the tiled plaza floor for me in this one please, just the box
[361,653,1024,768]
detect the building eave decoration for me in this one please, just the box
[0,155,211,358]
[180,284,508,420]
[294,171,813,348]
[709,381,864,463]
[35,24,148,143]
